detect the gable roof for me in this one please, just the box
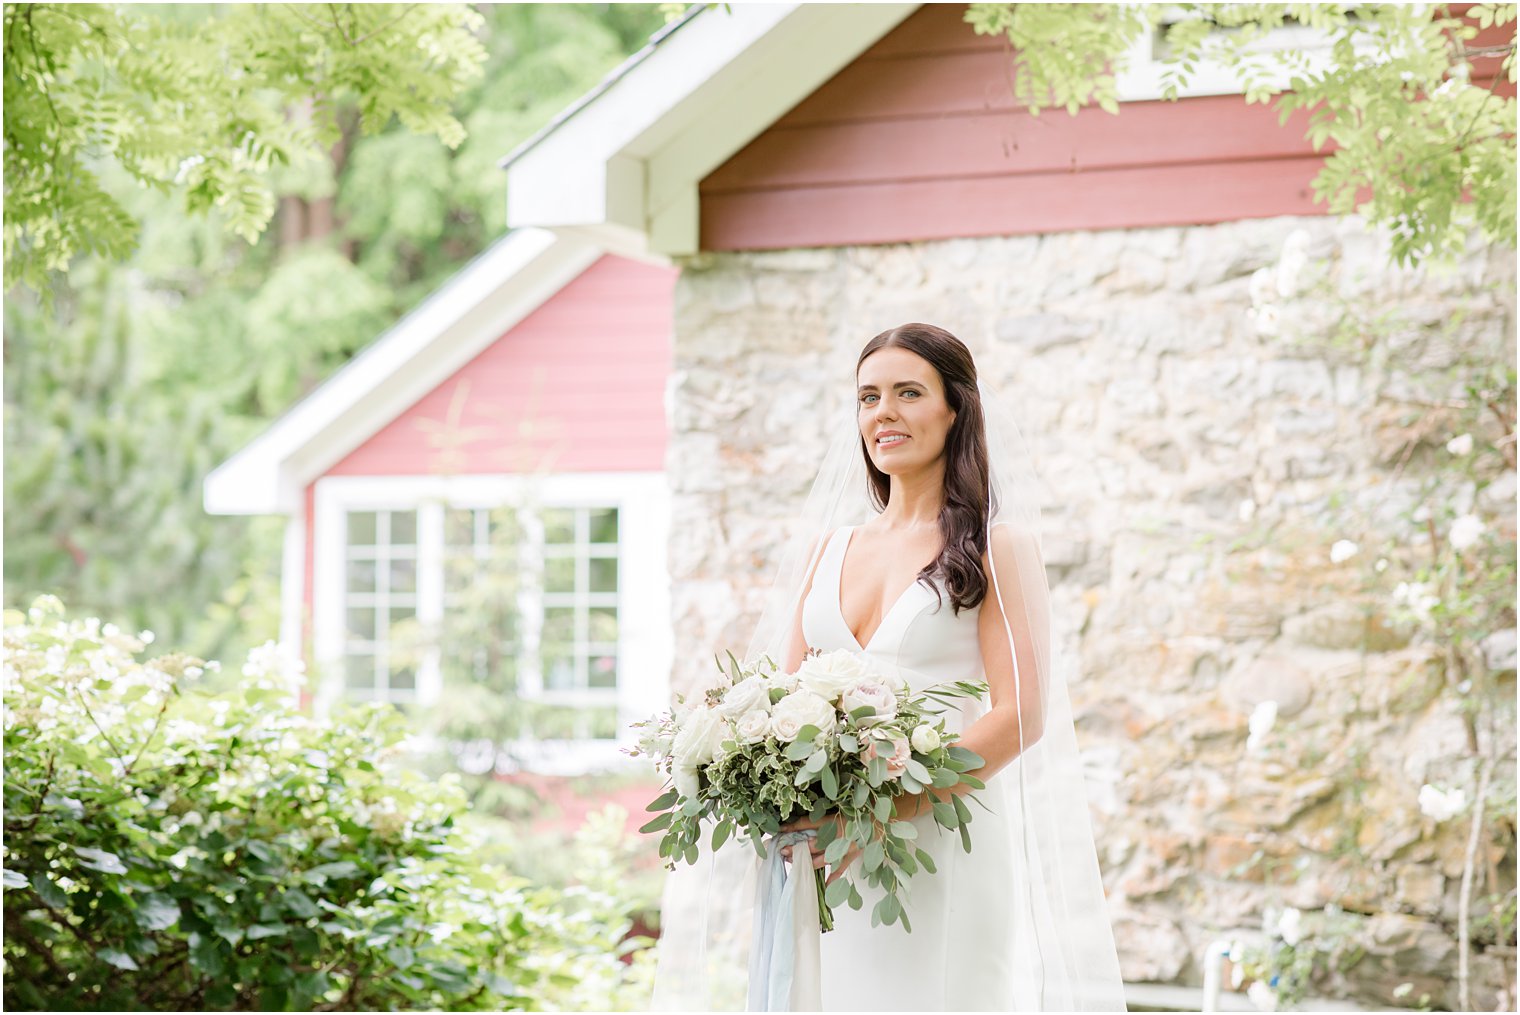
[500,2,920,259]
[204,227,602,515]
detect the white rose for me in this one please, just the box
[1275,906,1303,946]
[1329,539,1358,564]
[719,675,771,720]
[1248,267,1275,308]
[795,649,872,702]
[1449,513,1486,552]
[1246,980,1278,1012]
[910,723,941,753]
[674,764,701,801]
[769,690,837,743]
[767,669,799,695]
[1446,433,1474,456]
[839,680,897,726]
[735,709,771,745]
[1249,304,1280,337]
[671,704,726,767]
[1418,783,1467,822]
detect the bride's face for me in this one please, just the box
[857,346,957,472]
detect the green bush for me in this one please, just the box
[2,595,655,1011]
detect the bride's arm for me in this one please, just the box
[892,523,1050,820]
[781,529,831,674]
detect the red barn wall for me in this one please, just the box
[299,253,678,664]
[700,3,1507,251]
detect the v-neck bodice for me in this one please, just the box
[801,524,987,704]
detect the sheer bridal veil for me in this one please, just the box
[647,328,1127,1011]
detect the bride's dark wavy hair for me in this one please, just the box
[856,323,990,615]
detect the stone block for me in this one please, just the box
[1222,652,1313,717]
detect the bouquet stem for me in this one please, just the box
[815,868,834,932]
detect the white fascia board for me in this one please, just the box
[642,2,920,254]
[505,3,919,256]
[203,227,602,517]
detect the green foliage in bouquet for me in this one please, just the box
[2,595,653,1011]
[630,649,990,933]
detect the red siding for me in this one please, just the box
[327,254,676,477]
[299,253,677,665]
[699,3,1507,250]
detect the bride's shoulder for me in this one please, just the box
[981,521,1042,571]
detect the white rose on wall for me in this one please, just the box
[1449,513,1486,552]
[769,690,838,743]
[735,709,772,745]
[671,703,727,768]
[839,680,898,726]
[719,675,771,720]
[795,649,871,702]
[1418,783,1467,822]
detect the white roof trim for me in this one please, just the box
[204,227,603,516]
[503,2,920,258]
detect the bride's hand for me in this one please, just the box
[777,813,863,885]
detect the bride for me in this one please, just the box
[649,323,1127,1012]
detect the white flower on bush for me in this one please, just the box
[1248,267,1276,308]
[1329,539,1358,564]
[839,680,897,726]
[671,702,726,767]
[1446,432,1474,456]
[735,710,772,746]
[1276,906,1303,946]
[1246,700,1278,754]
[674,763,701,801]
[1393,581,1439,622]
[1418,783,1467,822]
[719,675,771,720]
[1238,498,1257,522]
[1276,229,1311,298]
[1248,304,1280,337]
[769,690,837,743]
[1449,513,1486,552]
[910,723,942,753]
[795,649,872,702]
[1246,979,1278,1011]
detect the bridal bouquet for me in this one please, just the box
[627,647,988,932]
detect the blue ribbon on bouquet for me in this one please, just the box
[748,829,823,1012]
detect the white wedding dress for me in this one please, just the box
[800,524,1031,1011]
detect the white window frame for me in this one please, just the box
[1115,7,1344,103]
[312,471,671,773]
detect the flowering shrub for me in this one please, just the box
[2,596,653,1011]
[1229,904,1369,1010]
[1239,226,1517,1008]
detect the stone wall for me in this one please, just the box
[664,216,1517,1009]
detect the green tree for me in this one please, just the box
[2,2,488,290]
[3,5,669,663]
[965,2,1518,267]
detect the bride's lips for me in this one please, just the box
[875,434,910,450]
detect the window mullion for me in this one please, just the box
[418,500,444,706]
